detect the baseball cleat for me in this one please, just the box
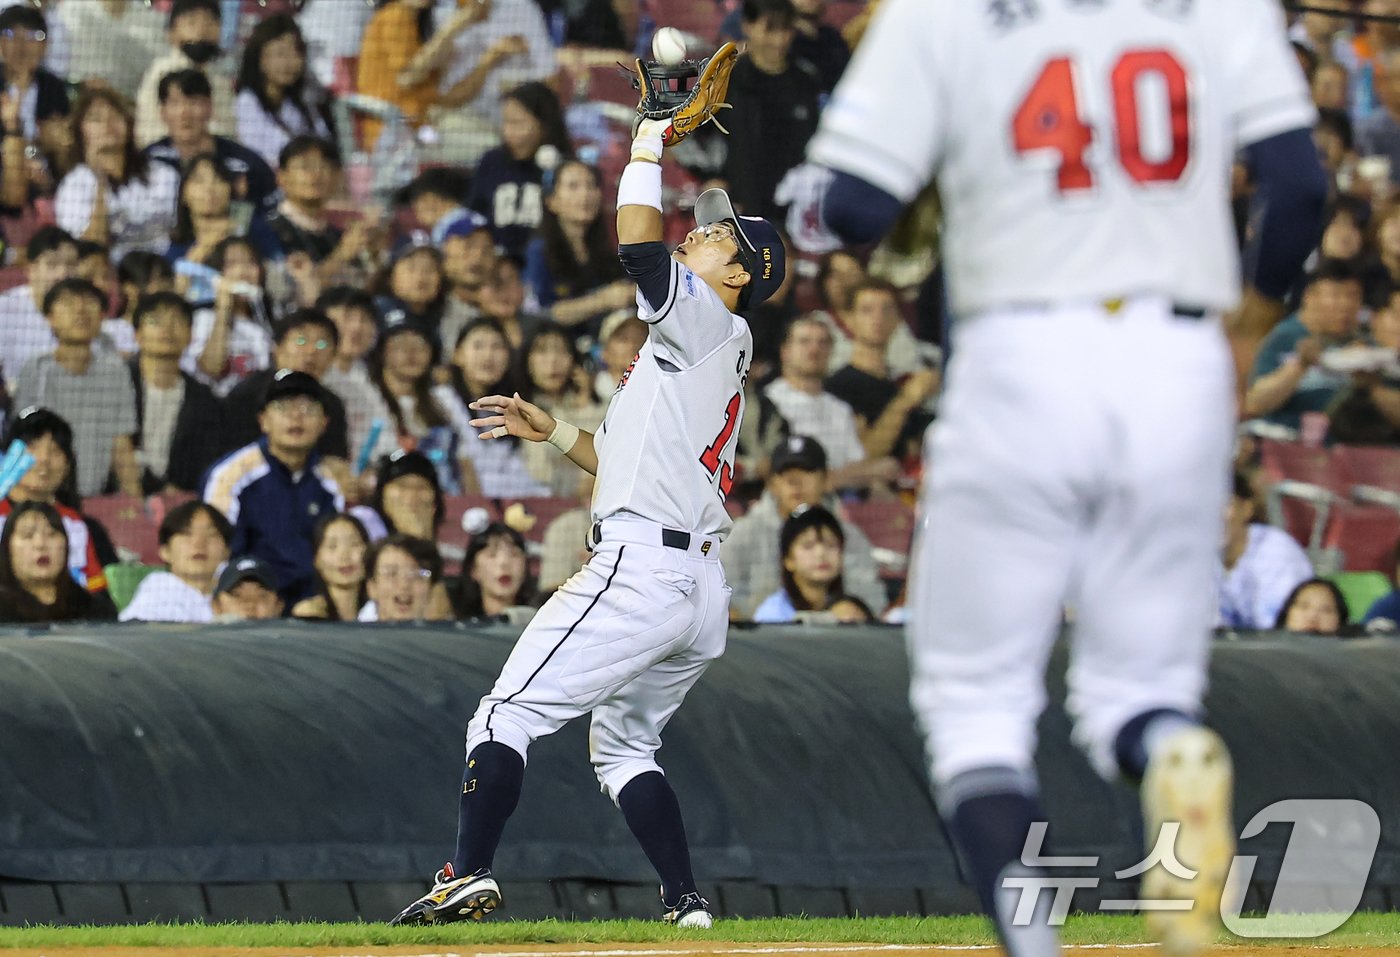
[662,890,714,928]
[1140,726,1236,957]
[389,863,502,926]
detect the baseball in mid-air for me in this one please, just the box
[651,27,687,65]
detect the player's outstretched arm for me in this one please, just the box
[616,119,669,246]
[469,393,599,475]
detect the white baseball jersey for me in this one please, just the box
[806,0,1316,315]
[591,259,752,540]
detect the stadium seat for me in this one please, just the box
[844,500,916,574]
[1321,503,1400,573]
[511,497,584,543]
[1333,445,1400,508]
[1329,571,1393,622]
[104,563,160,613]
[1257,439,1348,494]
[653,0,728,44]
[84,496,161,565]
[439,496,502,566]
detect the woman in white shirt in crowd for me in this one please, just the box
[182,236,276,396]
[291,512,370,621]
[317,286,385,467]
[119,501,231,623]
[56,87,180,263]
[234,14,334,169]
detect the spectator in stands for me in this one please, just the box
[805,249,864,359]
[146,69,279,219]
[765,315,897,492]
[0,407,109,596]
[74,240,116,316]
[535,0,630,47]
[1246,260,1364,430]
[790,0,851,95]
[234,16,335,170]
[0,5,71,181]
[223,310,350,466]
[353,450,445,542]
[1362,540,1400,628]
[291,512,370,621]
[1313,60,1351,113]
[59,0,166,101]
[296,0,374,90]
[752,504,849,623]
[1365,201,1400,304]
[515,321,605,496]
[1274,577,1349,636]
[454,521,533,619]
[1357,48,1400,181]
[374,234,448,331]
[119,500,232,623]
[524,160,634,335]
[0,225,77,388]
[403,167,470,240]
[107,252,176,369]
[424,0,558,167]
[1313,197,1370,282]
[368,315,501,495]
[724,434,885,619]
[317,286,384,467]
[828,595,875,623]
[479,254,543,349]
[267,136,374,288]
[360,533,444,622]
[468,81,573,261]
[451,316,516,410]
[57,87,182,263]
[168,153,283,270]
[1325,287,1400,443]
[134,0,234,149]
[203,369,345,603]
[716,0,820,220]
[592,310,647,403]
[127,292,226,494]
[0,501,116,624]
[825,279,939,465]
[12,278,141,497]
[1218,470,1315,630]
[438,210,496,351]
[210,555,285,621]
[182,236,276,396]
[1314,108,1355,195]
[356,0,486,149]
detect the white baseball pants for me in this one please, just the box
[465,516,730,803]
[908,299,1235,785]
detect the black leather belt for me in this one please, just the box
[590,522,692,550]
[1173,304,1207,320]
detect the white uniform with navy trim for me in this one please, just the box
[465,249,748,803]
[805,0,1315,784]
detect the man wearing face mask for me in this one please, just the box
[133,0,235,149]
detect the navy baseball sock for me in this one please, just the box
[618,771,698,905]
[942,768,1060,957]
[453,742,525,877]
[1113,708,1197,782]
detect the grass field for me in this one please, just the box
[1,913,1399,951]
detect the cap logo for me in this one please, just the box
[761,246,773,280]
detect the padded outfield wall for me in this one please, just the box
[0,623,1396,923]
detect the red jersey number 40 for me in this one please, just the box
[700,392,741,500]
[1011,49,1191,193]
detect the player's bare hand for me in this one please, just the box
[469,392,556,442]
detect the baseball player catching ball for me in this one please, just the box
[391,44,784,928]
[787,0,1327,955]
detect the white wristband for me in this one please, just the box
[546,419,580,453]
[617,161,663,212]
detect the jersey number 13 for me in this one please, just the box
[699,392,741,501]
[1012,49,1190,193]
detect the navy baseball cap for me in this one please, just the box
[770,434,828,475]
[694,188,786,310]
[215,556,278,595]
[261,368,328,412]
[389,229,442,266]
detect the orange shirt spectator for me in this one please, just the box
[356,0,439,148]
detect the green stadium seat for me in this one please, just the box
[104,563,160,613]
[1329,571,1393,622]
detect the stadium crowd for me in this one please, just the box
[0,0,1398,635]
